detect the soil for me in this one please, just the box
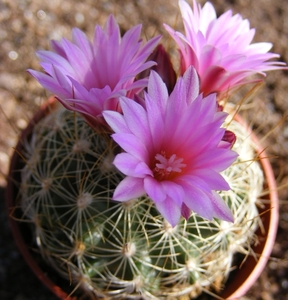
[0,0,287,299]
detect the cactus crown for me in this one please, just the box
[18,105,263,299]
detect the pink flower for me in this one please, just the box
[164,0,286,96]
[103,66,238,227]
[28,15,161,127]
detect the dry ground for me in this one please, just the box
[0,0,288,299]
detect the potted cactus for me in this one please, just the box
[6,0,284,299]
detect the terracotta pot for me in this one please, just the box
[5,99,279,300]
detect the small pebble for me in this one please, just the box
[8,50,18,60]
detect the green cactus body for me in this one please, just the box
[19,106,263,299]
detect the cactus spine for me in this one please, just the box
[19,105,263,299]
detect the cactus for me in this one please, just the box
[19,104,263,299]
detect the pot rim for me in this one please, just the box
[219,112,279,299]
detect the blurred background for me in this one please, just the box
[0,0,287,299]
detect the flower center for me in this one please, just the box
[153,151,186,180]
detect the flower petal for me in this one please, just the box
[27,70,71,98]
[191,169,230,190]
[113,177,145,201]
[144,177,166,203]
[119,97,151,145]
[147,70,169,113]
[209,191,234,222]
[103,110,130,134]
[161,181,185,206]
[182,184,214,220]
[112,132,150,162]
[113,153,153,178]
[182,66,200,104]
[155,196,182,227]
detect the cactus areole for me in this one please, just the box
[6,98,278,300]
